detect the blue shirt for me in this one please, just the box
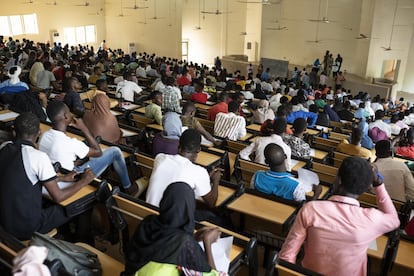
[0,80,29,94]
[253,170,300,201]
[286,110,318,128]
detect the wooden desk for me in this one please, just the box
[76,243,124,276]
[147,123,163,131]
[246,124,261,132]
[227,193,296,233]
[59,185,97,206]
[0,109,19,123]
[216,185,236,206]
[367,235,388,259]
[291,160,306,174]
[394,238,414,271]
[194,103,211,110]
[239,133,253,142]
[196,151,221,167]
[312,149,329,161]
[135,106,146,114]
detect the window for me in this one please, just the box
[0,14,38,36]
[63,25,96,46]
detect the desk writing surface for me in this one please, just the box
[227,193,296,224]
[76,243,124,276]
[194,103,210,110]
[394,238,414,269]
[246,124,261,132]
[216,185,235,206]
[230,244,244,263]
[59,185,96,206]
[291,160,305,174]
[312,149,328,161]
[239,133,253,142]
[367,235,388,259]
[0,110,19,122]
[196,151,221,167]
[136,106,146,114]
[147,123,163,131]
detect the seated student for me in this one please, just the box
[80,79,117,109]
[0,113,95,240]
[181,102,220,146]
[279,156,400,276]
[284,118,312,159]
[39,101,139,196]
[161,76,182,113]
[336,127,372,160]
[251,143,321,201]
[374,140,414,201]
[88,66,105,84]
[369,110,392,138]
[207,91,228,121]
[152,112,182,157]
[116,71,143,102]
[146,129,222,208]
[190,81,208,104]
[63,77,85,117]
[309,104,330,127]
[125,182,221,276]
[83,94,122,144]
[36,61,59,90]
[396,128,414,159]
[240,118,292,171]
[338,100,354,122]
[145,91,163,125]
[286,104,318,128]
[0,66,29,94]
[213,101,246,141]
[251,100,275,124]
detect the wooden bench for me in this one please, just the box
[129,113,153,129]
[311,162,337,185]
[197,117,215,135]
[226,139,248,154]
[311,136,340,152]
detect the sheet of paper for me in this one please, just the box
[368,239,378,251]
[310,148,315,157]
[315,125,328,132]
[0,111,19,121]
[42,181,74,196]
[298,168,320,191]
[121,103,140,110]
[199,236,233,273]
[121,128,138,137]
[290,159,299,169]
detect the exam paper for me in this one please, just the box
[199,236,233,273]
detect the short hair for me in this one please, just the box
[309,104,318,113]
[14,112,39,137]
[293,118,307,133]
[375,140,392,158]
[96,79,107,89]
[351,127,363,144]
[228,101,239,113]
[179,129,201,153]
[273,118,287,135]
[264,143,286,166]
[182,101,196,114]
[46,101,66,122]
[375,110,385,120]
[151,90,162,99]
[218,91,228,102]
[165,76,175,86]
[337,156,373,195]
[276,105,290,117]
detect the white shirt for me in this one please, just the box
[261,81,273,92]
[214,112,246,141]
[136,66,147,78]
[116,80,143,102]
[36,70,56,89]
[39,129,89,171]
[369,120,392,138]
[146,154,211,207]
[239,134,292,171]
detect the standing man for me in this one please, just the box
[279,157,400,275]
[0,113,95,240]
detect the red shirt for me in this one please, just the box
[177,75,191,86]
[191,92,207,104]
[208,102,228,121]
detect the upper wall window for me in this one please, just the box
[63,25,96,46]
[0,14,38,36]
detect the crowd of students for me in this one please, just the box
[0,37,413,275]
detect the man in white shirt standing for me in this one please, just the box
[116,71,142,102]
[214,101,246,141]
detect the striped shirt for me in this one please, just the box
[214,112,246,141]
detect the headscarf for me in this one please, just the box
[162,112,182,140]
[8,66,22,85]
[253,100,275,124]
[83,94,121,144]
[124,182,211,275]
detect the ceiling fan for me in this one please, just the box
[21,0,34,3]
[195,0,203,30]
[125,0,148,10]
[266,1,287,31]
[237,0,280,4]
[381,0,399,51]
[148,0,166,20]
[201,0,231,15]
[355,33,369,40]
[308,0,336,23]
[75,1,90,7]
[266,26,287,31]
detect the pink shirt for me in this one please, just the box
[279,185,399,276]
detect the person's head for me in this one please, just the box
[335,156,373,197]
[264,143,287,172]
[152,91,163,106]
[343,100,351,110]
[276,105,290,118]
[292,118,307,135]
[407,128,414,145]
[228,101,240,114]
[218,91,228,102]
[309,104,318,113]
[14,112,40,142]
[375,110,385,121]
[165,76,175,86]
[96,79,108,92]
[234,92,245,104]
[162,112,182,140]
[68,77,81,90]
[350,127,363,145]
[159,181,195,233]
[179,129,201,162]
[182,101,196,116]
[123,71,133,81]
[94,66,102,75]
[43,61,52,71]
[46,101,72,127]
[273,118,287,135]
[91,93,111,112]
[390,113,399,124]
[375,140,392,158]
